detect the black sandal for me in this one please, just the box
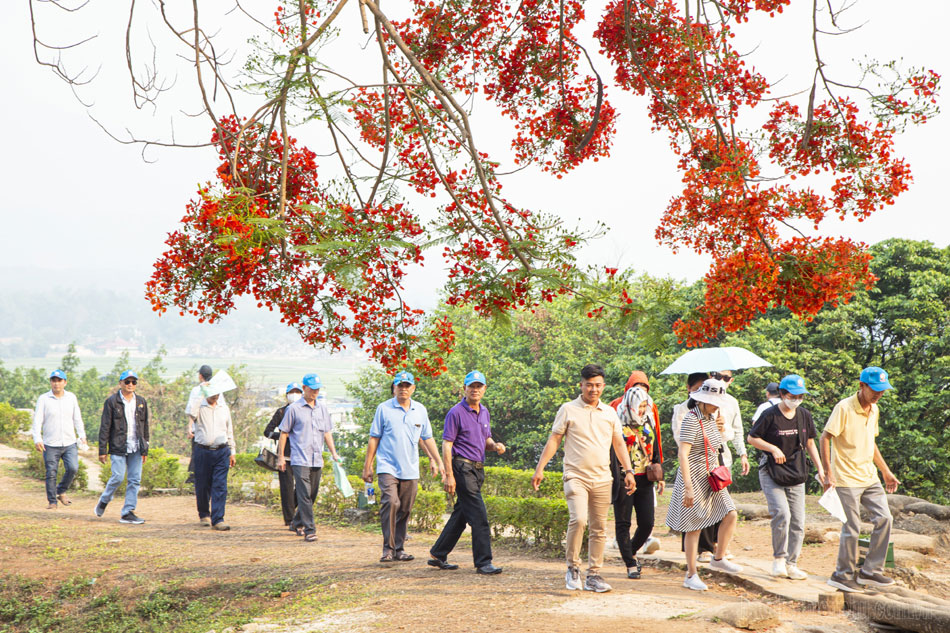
[627,558,642,579]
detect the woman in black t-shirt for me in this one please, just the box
[747,374,826,581]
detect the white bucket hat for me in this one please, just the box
[691,378,729,408]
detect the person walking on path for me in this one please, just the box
[751,382,781,424]
[666,378,743,592]
[821,367,901,593]
[277,374,340,543]
[747,375,824,580]
[711,370,751,477]
[31,369,87,510]
[608,371,665,579]
[264,382,303,527]
[95,370,150,524]
[362,371,446,562]
[671,372,709,446]
[429,371,506,575]
[532,364,636,593]
[185,365,228,484]
[191,382,236,531]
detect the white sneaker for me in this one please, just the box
[771,558,789,578]
[709,557,743,574]
[565,565,582,590]
[697,551,712,562]
[786,564,808,580]
[683,573,708,591]
[638,536,661,555]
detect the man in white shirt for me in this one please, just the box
[751,382,781,424]
[95,370,150,524]
[31,369,86,510]
[184,365,228,483]
[192,388,236,531]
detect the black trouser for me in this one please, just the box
[278,465,297,525]
[430,458,492,568]
[613,473,654,568]
[291,465,322,536]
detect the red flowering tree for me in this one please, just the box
[31,0,939,373]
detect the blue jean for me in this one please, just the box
[43,443,79,504]
[99,451,143,516]
[194,444,230,525]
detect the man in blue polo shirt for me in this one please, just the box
[428,371,506,574]
[362,371,446,562]
[278,373,339,542]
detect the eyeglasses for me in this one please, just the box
[123,379,138,385]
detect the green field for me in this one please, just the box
[3,355,371,398]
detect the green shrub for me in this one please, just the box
[409,489,450,531]
[98,447,184,495]
[228,468,279,506]
[24,450,88,491]
[0,403,29,442]
[232,452,259,473]
[484,495,569,549]
[481,466,563,499]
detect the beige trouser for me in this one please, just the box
[564,477,612,574]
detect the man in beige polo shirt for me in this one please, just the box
[532,364,636,593]
[820,366,901,593]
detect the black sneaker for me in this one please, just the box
[827,572,863,592]
[119,512,145,525]
[94,501,108,517]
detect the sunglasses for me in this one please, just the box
[711,372,733,382]
[123,379,138,385]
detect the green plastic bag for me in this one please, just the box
[331,459,355,498]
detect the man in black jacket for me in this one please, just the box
[263,382,303,527]
[95,370,150,524]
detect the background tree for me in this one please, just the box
[27,0,940,371]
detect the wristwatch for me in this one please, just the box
[624,469,635,475]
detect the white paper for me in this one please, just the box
[201,370,238,397]
[818,483,847,523]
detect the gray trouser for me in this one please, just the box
[835,482,892,578]
[758,469,806,565]
[291,465,322,535]
[378,473,418,555]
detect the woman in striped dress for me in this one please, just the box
[666,378,742,591]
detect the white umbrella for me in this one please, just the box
[660,346,772,375]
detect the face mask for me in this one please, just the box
[287,393,302,403]
[782,397,801,410]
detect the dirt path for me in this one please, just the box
[0,459,873,633]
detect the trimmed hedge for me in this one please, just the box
[98,447,185,495]
[480,466,563,499]
[484,495,569,549]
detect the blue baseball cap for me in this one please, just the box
[860,366,893,392]
[779,374,808,395]
[393,371,415,385]
[49,369,67,380]
[286,382,303,394]
[464,370,487,386]
[119,370,138,381]
[301,374,322,389]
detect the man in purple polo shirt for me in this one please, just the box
[428,371,506,574]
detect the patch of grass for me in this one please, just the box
[58,574,95,599]
[0,575,61,630]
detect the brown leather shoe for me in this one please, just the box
[56,494,72,506]
[46,502,57,510]
[212,522,231,531]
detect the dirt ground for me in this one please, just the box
[0,460,881,633]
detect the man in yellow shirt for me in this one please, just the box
[820,367,901,593]
[532,364,636,593]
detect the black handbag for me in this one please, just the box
[764,411,807,487]
[254,446,280,472]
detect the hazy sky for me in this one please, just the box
[3,0,948,314]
